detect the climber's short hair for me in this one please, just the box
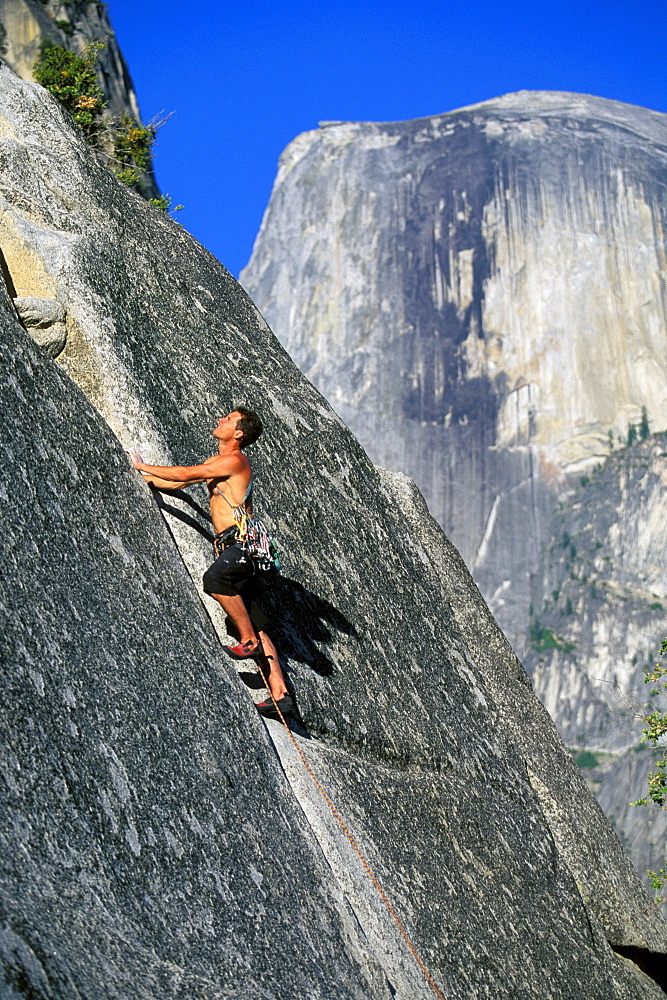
[234,407,263,449]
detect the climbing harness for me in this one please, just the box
[254,657,447,1000]
[215,475,277,571]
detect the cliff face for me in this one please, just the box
[1,66,666,999]
[241,91,667,655]
[525,435,667,883]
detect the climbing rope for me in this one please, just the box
[255,661,447,1000]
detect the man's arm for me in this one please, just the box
[140,473,201,490]
[131,453,245,484]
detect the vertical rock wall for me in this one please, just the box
[2,67,667,998]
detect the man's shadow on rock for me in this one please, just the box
[153,488,215,542]
[150,489,356,679]
[246,573,358,682]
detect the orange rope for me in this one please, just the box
[256,664,447,1000]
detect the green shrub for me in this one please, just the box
[55,19,75,36]
[632,638,667,891]
[112,114,156,186]
[33,39,106,138]
[33,40,181,208]
[148,193,184,214]
[529,619,575,653]
[575,751,599,768]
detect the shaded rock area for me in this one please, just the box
[1,65,666,999]
[241,90,667,899]
[0,0,159,198]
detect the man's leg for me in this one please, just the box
[211,592,257,648]
[255,630,289,701]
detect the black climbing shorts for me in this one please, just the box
[203,527,272,634]
[203,539,255,598]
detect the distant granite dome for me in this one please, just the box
[241,89,667,648]
[1,67,666,997]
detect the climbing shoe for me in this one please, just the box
[223,639,262,660]
[256,694,294,717]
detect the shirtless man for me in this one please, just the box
[131,408,292,716]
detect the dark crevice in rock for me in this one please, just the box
[0,245,17,297]
[612,944,667,994]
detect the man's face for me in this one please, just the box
[212,411,243,441]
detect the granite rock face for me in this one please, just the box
[241,91,667,654]
[525,435,667,892]
[1,65,666,999]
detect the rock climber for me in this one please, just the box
[130,408,293,717]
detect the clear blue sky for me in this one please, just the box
[108,0,667,278]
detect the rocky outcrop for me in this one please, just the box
[1,66,666,998]
[240,91,667,655]
[12,294,66,355]
[0,0,159,197]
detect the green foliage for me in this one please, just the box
[564,597,573,616]
[148,193,184,215]
[627,422,637,447]
[55,19,75,36]
[112,114,156,186]
[632,638,667,891]
[529,619,575,653]
[579,474,589,487]
[640,406,650,441]
[575,750,599,768]
[607,429,614,450]
[33,42,181,205]
[33,39,106,138]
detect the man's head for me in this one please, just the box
[213,408,263,449]
[234,407,263,448]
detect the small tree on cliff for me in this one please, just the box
[33,40,181,213]
[633,637,667,891]
[33,39,106,139]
